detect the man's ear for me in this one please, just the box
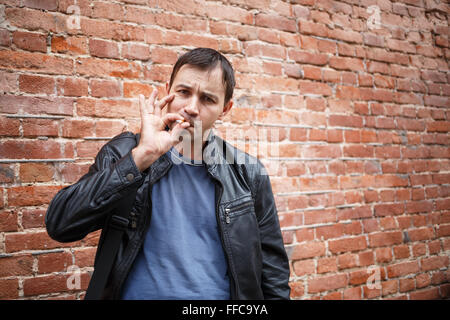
[219,100,233,120]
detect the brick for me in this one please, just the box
[0,71,18,93]
[408,227,434,241]
[89,39,119,59]
[19,74,55,94]
[369,231,403,248]
[330,57,364,72]
[289,49,328,65]
[337,253,358,270]
[399,278,415,292]
[363,285,381,299]
[90,79,121,98]
[409,287,440,300]
[76,57,141,79]
[290,242,326,260]
[4,230,71,253]
[299,80,332,96]
[7,185,61,207]
[23,273,90,296]
[163,31,219,49]
[374,204,405,217]
[19,163,55,182]
[0,140,73,159]
[57,77,89,97]
[415,273,431,289]
[308,274,347,293]
[0,279,19,299]
[24,0,58,10]
[37,251,73,274]
[0,254,33,277]
[95,120,125,137]
[0,209,17,232]
[406,201,433,214]
[316,223,344,240]
[382,280,398,297]
[387,261,420,278]
[255,13,296,32]
[0,117,20,137]
[6,7,59,33]
[298,20,328,37]
[21,208,46,229]
[62,119,94,138]
[0,29,11,46]
[0,49,73,75]
[292,259,315,277]
[420,256,449,272]
[51,36,88,55]
[151,47,178,64]
[359,251,375,267]
[12,31,47,53]
[91,0,124,20]
[76,98,137,119]
[245,43,286,60]
[349,269,373,286]
[393,244,410,259]
[205,2,253,24]
[329,236,367,254]
[375,247,393,263]
[122,43,151,60]
[73,247,96,268]
[22,118,58,137]
[317,257,337,274]
[441,283,450,299]
[289,281,305,299]
[343,286,362,300]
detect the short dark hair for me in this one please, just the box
[168,48,235,105]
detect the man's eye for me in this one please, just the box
[178,90,189,95]
[203,96,214,103]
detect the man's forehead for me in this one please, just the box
[172,64,225,94]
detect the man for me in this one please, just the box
[46,48,290,300]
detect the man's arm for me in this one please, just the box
[253,163,291,300]
[45,133,144,243]
[46,90,189,243]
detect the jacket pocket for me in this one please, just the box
[224,199,254,224]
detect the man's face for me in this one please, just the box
[165,63,233,139]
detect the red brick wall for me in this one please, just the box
[0,0,449,300]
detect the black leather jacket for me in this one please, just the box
[45,131,290,299]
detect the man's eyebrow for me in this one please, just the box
[174,83,219,101]
[174,83,192,90]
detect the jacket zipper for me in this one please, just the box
[210,175,239,300]
[224,201,253,224]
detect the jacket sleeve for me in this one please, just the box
[45,133,145,243]
[253,163,291,300]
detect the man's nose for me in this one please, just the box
[184,97,200,117]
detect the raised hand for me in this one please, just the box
[132,88,190,172]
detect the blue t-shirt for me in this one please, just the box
[121,148,230,299]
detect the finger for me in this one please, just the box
[161,113,185,127]
[147,88,158,114]
[155,94,175,112]
[138,94,147,126]
[170,121,191,144]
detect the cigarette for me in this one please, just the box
[175,119,186,124]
